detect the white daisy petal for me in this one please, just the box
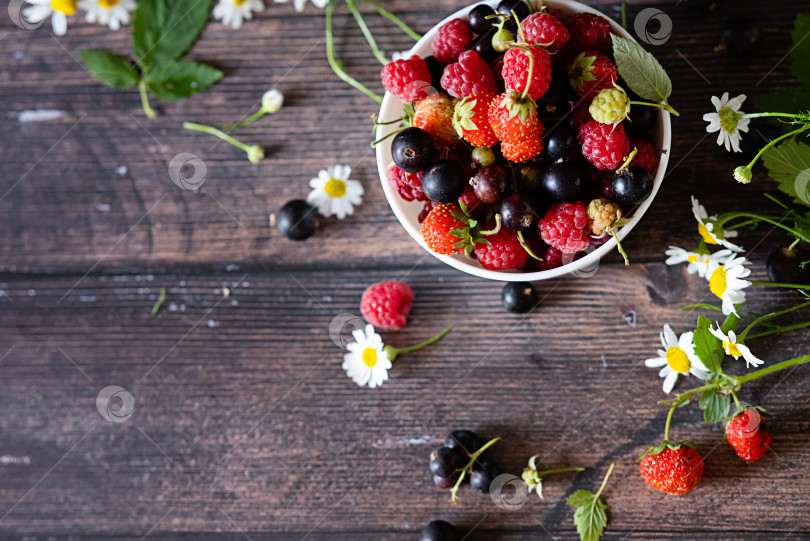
[662,369,679,394]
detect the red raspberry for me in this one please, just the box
[360,281,414,330]
[567,51,617,100]
[521,13,569,53]
[432,18,471,64]
[502,47,552,101]
[630,138,659,173]
[418,200,437,223]
[441,50,497,99]
[387,165,427,202]
[565,13,612,52]
[381,56,433,103]
[458,184,484,214]
[539,202,590,254]
[474,228,528,271]
[579,121,632,171]
[539,245,563,270]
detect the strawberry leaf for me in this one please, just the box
[693,314,724,373]
[699,388,731,424]
[567,490,608,541]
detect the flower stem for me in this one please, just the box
[358,0,421,41]
[741,112,810,120]
[326,1,383,105]
[746,320,810,340]
[663,405,676,441]
[536,467,586,477]
[742,124,810,170]
[183,122,252,152]
[750,280,810,290]
[385,326,452,361]
[594,463,615,499]
[224,109,266,131]
[139,81,156,119]
[716,212,809,243]
[736,355,810,385]
[347,0,389,65]
[739,300,810,341]
[621,3,627,29]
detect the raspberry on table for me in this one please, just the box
[440,50,497,99]
[587,197,622,236]
[474,228,529,271]
[630,138,659,172]
[381,56,433,103]
[502,47,553,101]
[579,120,632,171]
[564,12,613,52]
[539,202,590,254]
[387,165,427,202]
[432,18,471,64]
[360,280,415,330]
[521,12,570,53]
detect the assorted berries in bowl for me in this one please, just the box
[374,0,673,281]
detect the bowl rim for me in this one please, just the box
[375,0,672,282]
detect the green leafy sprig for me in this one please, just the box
[611,35,678,117]
[566,463,615,541]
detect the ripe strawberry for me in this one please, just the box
[413,92,459,150]
[453,93,499,148]
[520,12,570,53]
[639,442,704,495]
[421,203,487,256]
[502,133,544,163]
[488,92,541,146]
[381,55,433,103]
[502,47,553,101]
[474,227,529,270]
[567,51,617,100]
[726,408,772,462]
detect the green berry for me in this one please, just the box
[492,28,515,52]
[589,88,629,125]
[472,146,496,166]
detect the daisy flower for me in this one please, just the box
[665,247,734,278]
[273,0,328,11]
[307,165,364,219]
[78,0,136,31]
[702,92,750,153]
[645,324,710,394]
[213,0,264,29]
[709,326,764,368]
[343,324,392,389]
[23,0,76,35]
[705,255,751,316]
[691,196,743,252]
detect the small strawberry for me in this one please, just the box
[488,92,541,146]
[413,92,460,150]
[420,203,489,256]
[453,92,499,148]
[567,51,617,100]
[639,441,704,495]
[502,134,544,163]
[726,408,772,462]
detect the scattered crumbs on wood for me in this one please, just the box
[151,287,167,318]
[32,390,44,401]
[601,354,607,368]
[223,287,231,299]
[269,214,277,228]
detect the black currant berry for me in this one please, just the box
[612,165,653,208]
[502,282,538,313]
[500,194,534,231]
[445,430,481,453]
[538,67,576,116]
[767,246,810,285]
[420,520,460,541]
[468,4,496,35]
[470,165,509,204]
[432,473,460,490]
[392,127,435,173]
[422,160,467,203]
[276,200,316,241]
[470,458,500,493]
[623,105,657,138]
[497,0,529,30]
[515,162,544,191]
[544,123,578,161]
[424,56,447,91]
[720,16,762,57]
[541,162,588,203]
[430,447,466,478]
[472,35,498,64]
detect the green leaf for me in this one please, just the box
[611,34,672,102]
[699,388,730,424]
[790,13,810,89]
[133,0,213,69]
[693,314,724,373]
[567,490,608,541]
[79,49,139,89]
[763,139,810,207]
[144,61,223,101]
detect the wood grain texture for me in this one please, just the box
[1,0,809,538]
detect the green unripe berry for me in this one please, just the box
[472,146,496,167]
[492,28,515,52]
[589,88,630,125]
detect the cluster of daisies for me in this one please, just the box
[646,196,762,394]
[21,0,326,35]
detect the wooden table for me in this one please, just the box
[1,0,808,538]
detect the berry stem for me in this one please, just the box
[536,467,586,477]
[609,228,630,266]
[182,122,261,161]
[616,148,638,173]
[731,390,742,409]
[520,47,535,101]
[326,1,384,105]
[517,230,544,261]
[224,108,266,131]
[451,437,501,503]
[736,354,810,385]
[347,0,390,65]
[620,3,627,30]
[594,463,615,499]
[750,280,810,290]
[511,9,526,42]
[138,81,156,119]
[663,405,675,442]
[739,300,810,341]
[384,326,452,361]
[358,0,421,41]
[479,214,502,236]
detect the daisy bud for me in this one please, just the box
[261,89,284,114]
[247,145,265,164]
[733,166,752,184]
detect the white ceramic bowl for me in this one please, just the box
[375,0,671,281]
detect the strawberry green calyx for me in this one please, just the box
[498,92,538,126]
[568,52,599,93]
[453,96,482,137]
[639,439,695,460]
[448,206,500,257]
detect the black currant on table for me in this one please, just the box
[470,165,509,204]
[433,472,460,490]
[612,165,653,208]
[420,520,460,541]
[276,200,317,241]
[470,458,501,493]
[541,162,588,203]
[502,282,538,313]
[429,446,466,478]
[391,127,435,173]
[468,4,496,35]
[445,429,481,453]
[422,160,467,203]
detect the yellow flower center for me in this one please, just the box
[666,347,691,374]
[724,340,742,357]
[324,178,347,199]
[709,266,728,298]
[51,0,77,15]
[698,223,718,245]
[362,347,378,368]
[718,107,740,134]
[234,0,249,5]
[99,0,119,7]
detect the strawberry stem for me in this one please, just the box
[663,405,676,442]
[594,463,615,499]
[326,1,384,105]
